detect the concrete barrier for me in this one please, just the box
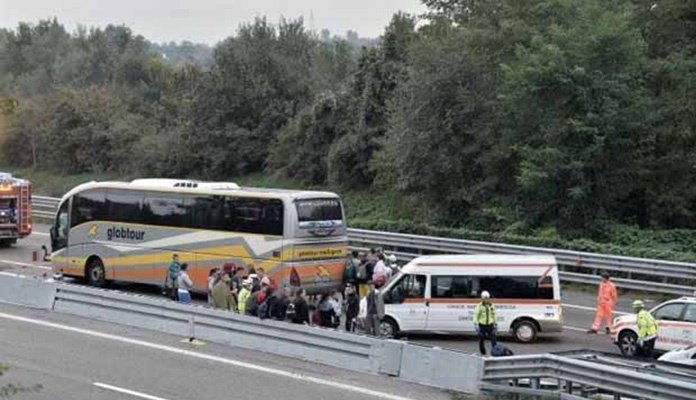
[398,343,483,394]
[0,272,57,309]
[53,284,391,375]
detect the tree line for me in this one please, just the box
[0,0,694,238]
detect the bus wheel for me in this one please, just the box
[86,258,106,287]
[618,331,638,356]
[513,319,538,342]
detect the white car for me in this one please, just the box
[611,296,696,357]
[658,345,696,366]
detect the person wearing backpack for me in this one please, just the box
[356,253,369,298]
[245,286,260,317]
[343,251,359,293]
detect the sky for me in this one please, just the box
[0,0,427,44]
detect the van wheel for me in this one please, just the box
[379,318,398,338]
[513,320,538,342]
[86,258,106,287]
[618,331,638,356]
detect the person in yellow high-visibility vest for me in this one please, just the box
[633,300,658,357]
[475,291,498,355]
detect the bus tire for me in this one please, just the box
[512,319,538,342]
[86,258,106,287]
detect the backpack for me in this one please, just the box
[344,259,357,281]
[261,295,280,320]
[258,301,270,320]
[285,302,296,321]
[491,344,514,357]
[357,262,367,280]
[245,293,259,316]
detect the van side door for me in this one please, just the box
[426,275,473,332]
[383,273,428,332]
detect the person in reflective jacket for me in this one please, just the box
[633,300,658,357]
[475,291,498,355]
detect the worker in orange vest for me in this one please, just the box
[588,271,617,334]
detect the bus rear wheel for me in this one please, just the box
[86,258,106,287]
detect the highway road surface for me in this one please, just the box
[0,224,667,356]
[0,303,449,400]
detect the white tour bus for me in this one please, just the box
[50,179,347,292]
[378,254,563,342]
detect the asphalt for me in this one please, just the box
[0,224,652,357]
[0,303,451,400]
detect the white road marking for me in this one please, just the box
[0,259,52,270]
[0,312,419,400]
[32,231,49,237]
[562,303,629,315]
[564,326,609,335]
[94,383,170,400]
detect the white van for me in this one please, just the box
[378,254,563,342]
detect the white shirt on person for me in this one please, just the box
[374,260,391,280]
[178,271,193,291]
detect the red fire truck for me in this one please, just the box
[0,172,32,246]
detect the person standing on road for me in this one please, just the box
[212,273,234,311]
[366,281,384,336]
[207,268,219,305]
[166,254,180,300]
[177,263,194,304]
[588,271,617,334]
[237,279,251,314]
[290,288,310,325]
[344,283,360,332]
[475,291,498,356]
[633,300,658,357]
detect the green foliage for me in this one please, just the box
[3,2,696,244]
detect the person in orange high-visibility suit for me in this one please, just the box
[588,271,617,334]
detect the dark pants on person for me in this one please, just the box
[345,313,357,332]
[638,337,656,358]
[365,314,380,336]
[479,324,498,355]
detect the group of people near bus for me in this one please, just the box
[161,249,394,336]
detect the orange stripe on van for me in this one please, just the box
[402,298,561,305]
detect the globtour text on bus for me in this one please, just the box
[106,226,146,241]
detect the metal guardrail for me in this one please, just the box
[482,353,696,400]
[31,196,696,295]
[31,195,59,219]
[349,229,696,296]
